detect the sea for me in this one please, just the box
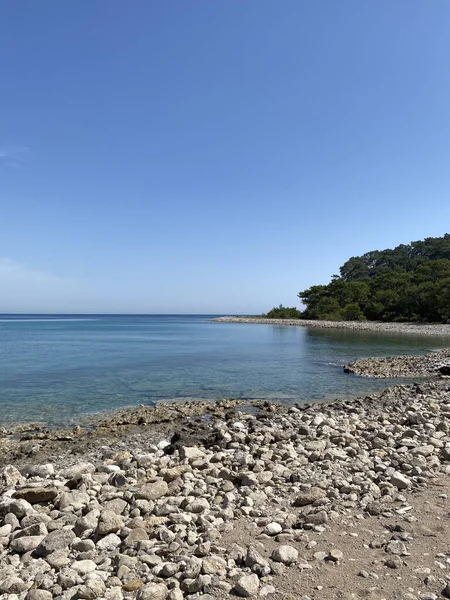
[0,314,448,426]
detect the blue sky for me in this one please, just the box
[1,1,450,313]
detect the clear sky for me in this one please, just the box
[1,1,450,314]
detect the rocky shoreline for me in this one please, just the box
[1,379,450,599]
[344,349,450,378]
[212,317,450,337]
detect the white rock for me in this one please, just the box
[265,522,282,535]
[96,533,121,551]
[29,464,55,478]
[234,573,260,597]
[136,583,169,600]
[390,471,411,490]
[179,446,206,460]
[271,545,299,565]
[71,559,97,575]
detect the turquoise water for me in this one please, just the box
[0,314,448,426]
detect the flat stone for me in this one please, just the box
[9,535,45,553]
[26,591,53,600]
[13,486,58,504]
[293,488,326,506]
[179,446,206,460]
[123,580,144,592]
[59,490,91,510]
[60,462,96,479]
[45,549,71,569]
[96,533,121,551]
[134,480,169,501]
[37,529,76,556]
[71,560,97,575]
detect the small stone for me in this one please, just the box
[72,539,95,552]
[37,529,76,556]
[358,570,370,578]
[71,560,97,575]
[386,540,408,555]
[9,535,45,553]
[59,490,90,510]
[385,557,403,569]
[136,583,169,600]
[260,585,276,597]
[328,549,344,562]
[44,549,70,569]
[0,576,29,594]
[271,545,298,564]
[246,545,269,568]
[293,488,326,506]
[265,522,282,535]
[179,446,205,460]
[77,578,106,599]
[124,527,148,546]
[122,580,144,592]
[96,533,121,551]
[185,498,210,513]
[202,555,227,574]
[61,462,96,479]
[1,465,24,487]
[234,574,260,597]
[57,567,78,590]
[26,591,53,600]
[28,464,55,478]
[390,472,411,490]
[97,510,124,535]
[134,480,169,501]
[0,498,34,518]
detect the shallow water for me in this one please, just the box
[0,314,448,425]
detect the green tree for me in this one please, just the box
[289,234,450,323]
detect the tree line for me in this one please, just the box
[264,234,450,322]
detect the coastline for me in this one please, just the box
[212,316,450,337]
[2,333,450,598]
[1,377,450,598]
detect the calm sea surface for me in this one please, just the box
[0,314,448,426]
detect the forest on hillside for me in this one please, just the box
[265,234,450,322]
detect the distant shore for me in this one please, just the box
[213,316,450,336]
